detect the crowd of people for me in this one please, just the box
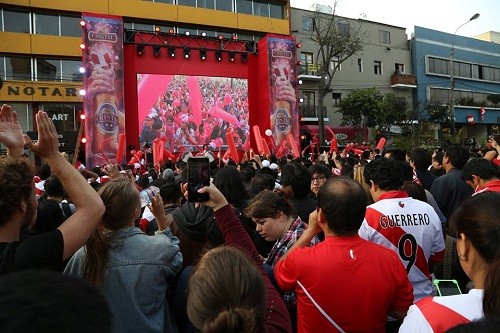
[1,102,500,332]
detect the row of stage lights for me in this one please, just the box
[136,44,248,63]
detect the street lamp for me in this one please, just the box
[449,13,480,136]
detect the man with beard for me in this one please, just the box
[0,104,105,274]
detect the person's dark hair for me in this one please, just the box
[317,177,367,236]
[364,158,404,191]
[248,174,275,198]
[401,181,427,202]
[446,315,500,333]
[244,190,293,219]
[449,192,500,316]
[308,163,332,179]
[397,160,414,182]
[39,163,52,180]
[384,148,407,162]
[281,162,312,199]
[434,151,444,166]
[340,163,354,179]
[444,145,469,169]
[462,158,498,181]
[84,178,140,284]
[240,166,255,185]
[213,166,248,207]
[43,176,66,197]
[0,270,111,332]
[361,150,371,160]
[187,246,265,332]
[410,148,432,171]
[259,166,277,180]
[152,178,182,204]
[0,156,34,227]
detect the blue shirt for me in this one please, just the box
[64,227,182,333]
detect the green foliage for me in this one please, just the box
[423,99,450,124]
[338,88,412,130]
[486,94,500,106]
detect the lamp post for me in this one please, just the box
[449,13,480,136]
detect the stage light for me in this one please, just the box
[200,48,207,60]
[136,44,145,55]
[79,89,86,96]
[296,43,302,48]
[79,43,86,50]
[215,49,222,61]
[81,137,87,144]
[168,46,175,57]
[185,31,190,36]
[80,113,86,120]
[298,79,303,85]
[201,32,207,37]
[79,66,85,73]
[168,28,175,34]
[241,53,248,63]
[232,33,238,40]
[154,26,161,32]
[153,45,161,57]
[229,52,236,62]
[297,60,303,66]
[218,35,224,40]
[79,20,86,27]
[183,47,191,59]
[299,97,304,103]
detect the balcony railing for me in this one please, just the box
[300,105,327,118]
[298,65,321,77]
[391,74,417,88]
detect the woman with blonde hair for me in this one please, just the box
[64,178,182,333]
[353,164,374,205]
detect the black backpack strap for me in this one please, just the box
[60,201,73,219]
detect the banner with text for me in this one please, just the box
[82,13,125,167]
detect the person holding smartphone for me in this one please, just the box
[399,192,500,332]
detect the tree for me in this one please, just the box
[307,1,368,144]
[487,94,500,106]
[338,88,414,133]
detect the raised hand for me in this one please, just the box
[0,104,25,157]
[23,111,60,159]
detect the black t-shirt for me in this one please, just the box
[0,229,64,275]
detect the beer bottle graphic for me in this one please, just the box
[273,66,292,144]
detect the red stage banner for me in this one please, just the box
[82,13,125,167]
[257,35,299,157]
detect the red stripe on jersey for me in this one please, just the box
[416,297,470,332]
[365,207,431,280]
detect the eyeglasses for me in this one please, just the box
[311,175,327,183]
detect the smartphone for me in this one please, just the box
[187,156,210,202]
[433,279,462,296]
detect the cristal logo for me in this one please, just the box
[88,31,118,43]
[271,50,292,59]
[275,107,291,132]
[95,102,118,134]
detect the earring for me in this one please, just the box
[458,253,467,261]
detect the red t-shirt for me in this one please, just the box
[274,235,413,333]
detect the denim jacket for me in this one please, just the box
[64,227,183,333]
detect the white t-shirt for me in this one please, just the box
[399,289,483,332]
[359,194,445,301]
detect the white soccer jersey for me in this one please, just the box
[399,289,483,333]
[359,192,445,301]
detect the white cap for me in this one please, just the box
[262,160,270,168]
[270,163,278,170]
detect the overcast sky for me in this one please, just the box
[290,0,499,38]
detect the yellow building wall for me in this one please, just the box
[29,0,108,14]
[109,0,178,21]
[0,32,31,54]
[31,35,81,57]
[177,6,237,29]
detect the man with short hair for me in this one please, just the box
[274,177,413,332]
[409,148,436,191]
[361,158,445,303]
[462,158,500,194]
[430,145,473,220]
[0,104,105,274]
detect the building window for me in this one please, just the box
[358,59,363,72]
[337,22,349,36]
[40,103,78,132]
[332,93,341,106]
[428,57,449,75]
[2,9,30,33]
[253,1,269,17]
[300,91,316,117]
[1,55,32,80]
[197,0,215,9]
[269,2,284,19]
[7,103,33,132]
[395,63,405,74]
[34,13,80,37]
[236,0,253,14]
[330,56,341,71]
[178,0,196,6]
[300,52,314,75]
[35,58,82,82]
[302,16,313,31]
[374,61,382,75]
[378,30,390,44]
[152,0,174,3]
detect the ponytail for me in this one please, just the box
[483,256,500,316]
[83,229,108,285]
[203,307,260,333]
